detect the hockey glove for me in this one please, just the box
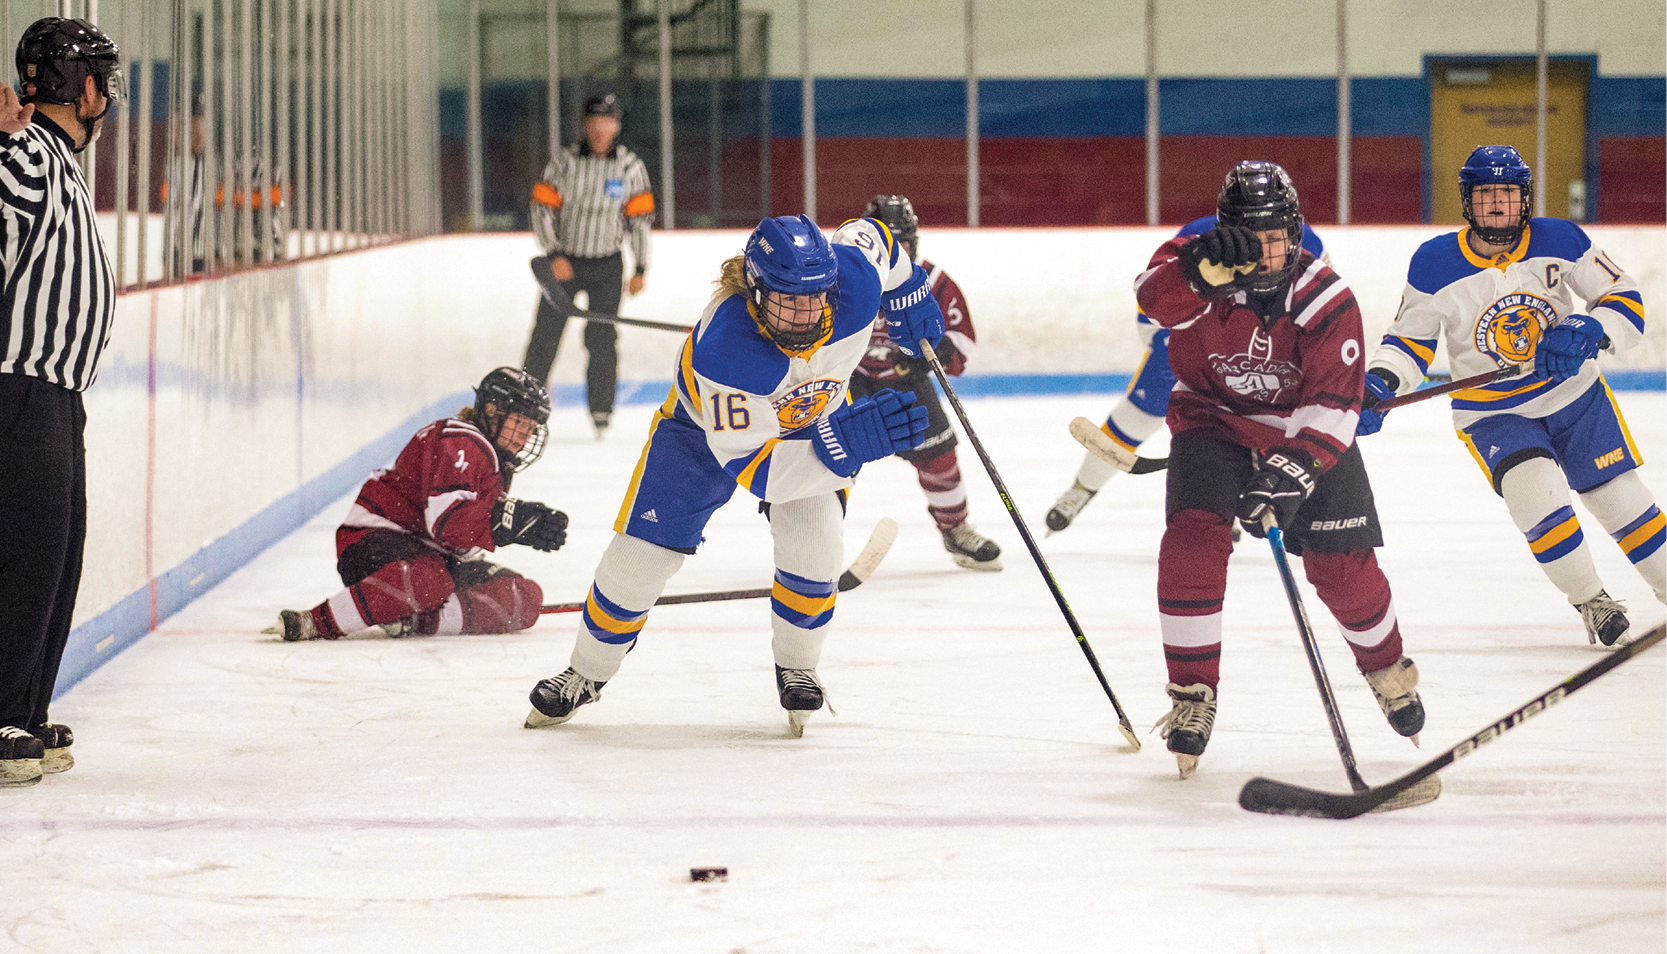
[1355,370,1400,436]
[1236,450,1318,539]
[812,389,931,478]
[1535,313,1604,382]
[490,498,568,551]
[883,264,945,359]
[1178,226,1261,298]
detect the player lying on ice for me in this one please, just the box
[1138,161,1426,779]
[525,213,943,737]
[1356,145,1662,648]
[273,368,567,641]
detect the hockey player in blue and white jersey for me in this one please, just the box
[525,214,943,735]
[1045,215,1326,533]
[1358,145,1661,647]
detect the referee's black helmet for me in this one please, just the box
[16,17,122,107]
[583,93,623,119]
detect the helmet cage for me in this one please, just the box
[1217,161,1304,293]
[1459,146,1532,246]
[743,215,839,352]
[473,367,551,472]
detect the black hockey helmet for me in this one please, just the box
[16,17,122,107]
[1216,161,1303,293]
[862,194,920,260]
[474,367,551,472]
[583,93,623,119]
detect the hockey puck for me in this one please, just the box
[689,866,728,882]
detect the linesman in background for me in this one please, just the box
[522,93,655,439]
[0,18,121,787]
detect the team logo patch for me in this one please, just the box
[1209,328,1301,403]
[1474,293,1555,364]
[773,379,845,431]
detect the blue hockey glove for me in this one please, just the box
[812,389,930,478]
[1236,450,1318,539]
[1535,313,1604,382]
[883,264,945,359]
[1355,371,1399,436]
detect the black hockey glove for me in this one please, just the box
[490,498,568,551]
[1179,226,1262,298]
[1236,450,1318,539]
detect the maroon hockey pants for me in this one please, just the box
[315,553,543,636]
[1158,509,1403,687]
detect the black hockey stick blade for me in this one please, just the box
[1069,417,1168,474]
[538,518,898,614]
[1239,622,1665,819]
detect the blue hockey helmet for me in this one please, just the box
[743,215,838,351]
[1459,145,1532,245]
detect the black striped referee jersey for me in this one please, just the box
[0,115,115,392]
[530,141,654,269]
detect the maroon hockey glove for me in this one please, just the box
[1236,450,1317,538]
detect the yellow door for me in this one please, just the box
[1430,59,1589,223]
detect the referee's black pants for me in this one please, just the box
[0,374,87,730]
[521,252,624,420]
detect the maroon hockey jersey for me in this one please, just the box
[1134,236,1364,473]
[856,258,976,380]
[338,417,507,555]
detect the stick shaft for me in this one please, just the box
[1375,365,1525,411]
[920,340,1140,745]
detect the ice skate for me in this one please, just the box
[776,666,825,738]
[1363,656,1425,744]
[941,522,1003,571]
[0,726,44,787]
[525,668,606,727]
[1045,481,1097,534]
[1576,590,1629,647]
[30,723,73,774]
[1154,683,1216,779]
[591,411,611,441]
[277,608,318,642]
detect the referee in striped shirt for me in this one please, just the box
[522,93,655,438]
[0,18,120,787]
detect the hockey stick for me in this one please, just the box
[1241,622,1665,819]
[530,256,695,334]
[1372,363,1529,412]
[920,339,1142,750]
[1261,513,1438,812]
[1067,365,1531,477]
[537,518,899,614]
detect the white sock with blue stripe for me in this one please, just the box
[570,533,684,681]
[1501,457,1603,605]
[1579,471,1667,603]
[768,494,844,670]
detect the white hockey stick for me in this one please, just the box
[1068,417,1169,475]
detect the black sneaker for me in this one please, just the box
[525,668,606,727]
[0,726,44,787]
[30,723,73,774]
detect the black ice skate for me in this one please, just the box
[776,665,825,738]
[30,723,73,774]
[941,522,1003,571]
[1577,590,1629,647]
[591,412,611,441]
[525,668,606,727]
[1363,656,1425,744]
[1045,481,1097,534]
[277,608,318,642]
[0,726,45,787]
[1154,683,1216,779]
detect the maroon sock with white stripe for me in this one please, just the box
[1302,549,1403,673]
[1158,509,1234,687]
[916,449,969,531]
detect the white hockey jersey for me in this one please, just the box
[671,217,914,503]
[1368,218,1645,429]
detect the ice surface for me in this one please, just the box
[5,394,1662,953]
